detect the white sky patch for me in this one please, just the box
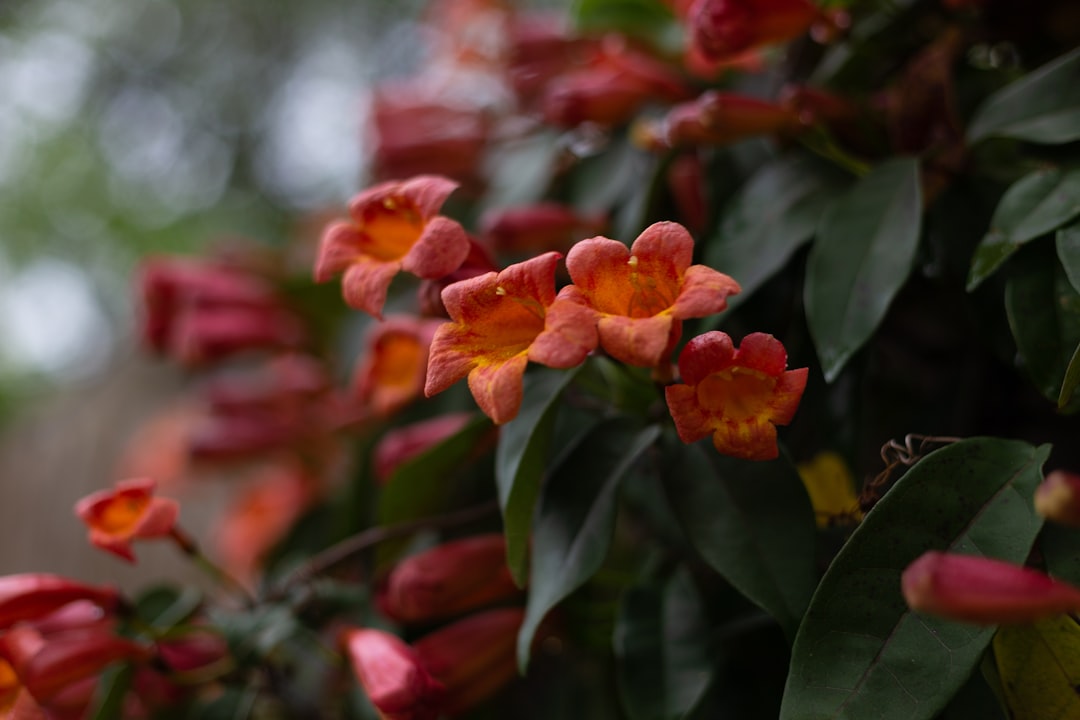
[0,259,113,379]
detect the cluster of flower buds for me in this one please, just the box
[342,534,526,719]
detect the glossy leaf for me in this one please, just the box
[706,153,849,312]
[665,443,817,640]
[1055,220,1080,294]
[805,157,922,381]
[991,615,1080,720]
[1041,522,1080,588]
[614,567,712,720]
[1004,247,1080,405]
[89,663,134,720]
[571,0,681,52]
[780,438,1049,720]
[968,46,1080,145]
[496,367,582,586]
[967,168,1080,290]
[518,420,661,670]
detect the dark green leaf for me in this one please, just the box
[664,444,817,640]
[614,567,713,720]
[89,663,134,720]
[570,0,682,53]
[1058,342,1080,408]
[706,153,849,312]
[805,157,922,381]
[967,168,1080,290]
[780,438,1049,720]
[134,585,203,629]
[1005,247,1080,404]
[518,420,662,670]
[1041,522,1080,587]
[496,367,582,586]
[1055,220,1080,293]
[968,46,1080,145]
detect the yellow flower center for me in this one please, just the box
[696,367,776,421]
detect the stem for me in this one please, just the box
[271,499,500,599]
[797,127,872,177]
[169,527,256,607]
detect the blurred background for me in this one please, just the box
[0,0,511,585]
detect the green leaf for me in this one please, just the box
[614,567,713,720]
[1058,342,1080,408]
[134,585,203,629]
[967,168,1080,290]
[89,663,134,720]
[518,420,662,670]
[805,157,922,381]
[968,46,1080,145]
[1042,522,1080,587]
[570,0,682,53]
[780,437,1049,720]
[1055,220,1080,293]
[706,153,849,312]
[496,367,582,586]
[1005,246,1080,405]
[991,615,1080,720]
[664,444,818,640]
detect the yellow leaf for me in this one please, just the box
[796,451,861,528]
[992,614,1080,720]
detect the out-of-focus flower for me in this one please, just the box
[560,222,739,369]
[902,551,1080,624]
[156,627,231,675]
[0,576,119,631]
[665,332,807,461]
[413,607,525,717]
[353,317,445,419]
[380,535,520,624]
[74,479,179,564]
[425,252,597,424]
[373,413,477,484]
[665,153,708,235]
[0,625,151,713]
[213,463,320,584]
[683,0,820,65]
[634,91,799,150]
[137,257,304,367]
[505,12,592,107]
[417,238,500,319]
[1035,470,1080,526]
[797,451,862,527]
[480,203,606,256]
[315,176,471,319]
[543,36,690,127]
[341,627,445,720]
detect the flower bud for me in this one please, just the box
[341,627,444,720]
[0,575,120,631]
[373,414,475,485]
[380,535,520,623]
[902,551,1080,624]
[1034,470,1080,526]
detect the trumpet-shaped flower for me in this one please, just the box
[665,332,807,460]
[341,627,444,720]
[902,551,1080,624]
[74,479,179,563]
[561,222,740,369]
[425,252,598,424]
[354,317,444,418]
[315,175,471,318]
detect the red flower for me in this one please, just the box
[902,551,1080,624]
[560,222,740,369]
[74,478,180,563]
[684,0,820,64]
[341,627,444,720]
[353,317,444,418]
[635,91,798,150]
[413,608,525,717]
[425,252,597,424]
[379,535,520,624]
[316,176,471,318]
[665,332,807,461]
[0,575,119,631]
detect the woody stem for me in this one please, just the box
[169,527,255,607]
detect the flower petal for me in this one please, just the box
[425,322,483,398]
[664,384,712,444]
[467,354,529,424]
[529,299,598,368]
[597,314,676,367]
[314,222,365,282]
[402,216,470,280]
[628,221,694,277]
[769,368,809,425]
[711,416,779,461]
[734,332,788,375]
[341,258,402,319]
[671,265,740,319]
[676,331,736,386]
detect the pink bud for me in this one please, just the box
[341,628,444,720]
[1034,470,1080,527]
[902,551,1080,624]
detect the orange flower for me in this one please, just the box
[315,175,471,318]
[353,316,444,418]
[74,479,179,563]
[379,534,520,624]
[902,551,1080,624]
[341,627,444,720]
[665,331,807,461]
[425,252,598,424]
[560,222,740,369]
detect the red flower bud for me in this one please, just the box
[341,627,444,720]
[413,607,525,717]
[0,575,119,631]
[480,203,606,255]
[380,535,521,623]
[686,0,819,63]
[902,551,1080,624]
[373,413,475,485]
[637,91,798,150]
